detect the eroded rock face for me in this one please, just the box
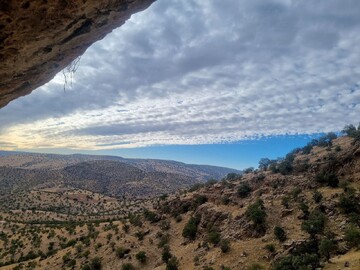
[0,0,155,108]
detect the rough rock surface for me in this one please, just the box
[0,0,155,109]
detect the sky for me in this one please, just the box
[1,0,360,169]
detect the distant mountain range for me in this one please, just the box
[0,151,241,197]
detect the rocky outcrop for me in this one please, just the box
[0,0,155,108]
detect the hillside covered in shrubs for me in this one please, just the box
[0,125,359,269]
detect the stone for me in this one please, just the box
[0,0,155,109]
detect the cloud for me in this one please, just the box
[1,0,360,149]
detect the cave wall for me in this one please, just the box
[0,0,155,109]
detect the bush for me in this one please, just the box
[316,173,339,187]
[313,190,323,203]
[157,233,170,248]
[291,187,302,200]
[220,239,230,253]
[143,209,159,223]
[281,196,291,209]
[299,201,309,218]
[338,190,360,215]
[160,220,171,231]
[278,160,293,175]
[243,167,254,174]
[342,123,360,141]
[90,257,102,270]
[121,263,134,270]
[245,199,267,233]
[247,263,264,270]
[225,173,241,181]
[237,182,252,198]
[162,245,172,263]
[301,210,326,236]
[182,215,201,240]
[273,253,319,270]
[116,247,130,259]
[194,195,208,206]
[166,256,179,270]
[265,243,275,253]
[129,214,142,227]
[274,226,287,242]
[135,251,147,264]
[207,228,221,245]
[344,226,360,248]
[319,238,337,260]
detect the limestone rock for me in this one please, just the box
[0,0,155,108]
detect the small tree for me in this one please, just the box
[313,190,323,203]
[207,228,221,245]
[245,199,267,233]
[90,257,102,270]
[135,251,147,264]
[166,256,179,270]
[319,238,337,260]
[344,226,360,248]
[238,183,252,198]
[121,263,134,270]
[274,226,287,242]
[301,210,326,237]
[220,239,230,253]
[182,215,201,240]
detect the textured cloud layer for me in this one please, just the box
[1,0,360,150]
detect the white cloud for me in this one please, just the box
[1,0,360,150]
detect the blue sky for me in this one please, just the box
[1,0,360,169]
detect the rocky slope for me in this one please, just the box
[0,0,155,108]
[0,135,359,270]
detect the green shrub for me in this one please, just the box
[319,238,337,260]
[301,210,326,236]
[220,239,230,253]
[338,190,360,215]
[313,190,323,203]
[247,263,264,270]
[194,195,208,206]
[129,214,142,227]
[237,182,252,198]
[243,167,254,174]
[265,243,275,253]
[160,220,171,231]
[90,257,102,270]
[182,215,201,240]
[116,247,130,259]
[299,201,309,218]
[157,233,170,248]
[207,228,221,245]
[121,263,134,270]
[162,245,172,263]
[274,226,287,242]
[273,253,319,270]
[316,173,339,187]
[143,209,159,223]
[135,251,147,264]
[166,256,179,270]
[291,187,302,200]
[281,196,291,209]
[344,226,360,248]
[245,199,267,233]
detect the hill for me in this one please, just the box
[0,132,359,269]
[0,152,241,197]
